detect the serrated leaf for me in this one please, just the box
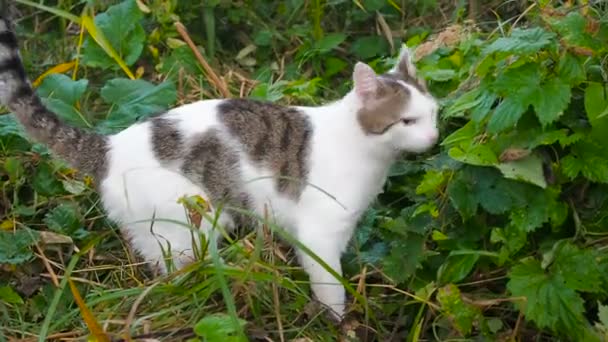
[418,67,456,82]
[383,234,425,283]
[496,154,547,188]
[448,143,498,166]
[483,27,556,56]
[507,258,589,339]
[436,284,481,335]
[531,78,571,126]
[487,97,527,133]
[32,162,64,196]
[558,53,586,84]
[0,114,26,138]
[548,12,601,53]
[194,313,248,341]
[416,170,447,195]
[550,242,603,293]
[0,228,40,265]
[447,176,477,219]
[44,203,83,235]
[443,89,482,118]
[437,253,479,284]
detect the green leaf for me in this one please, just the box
[0,114,26,138]
[98,78,177,132]
[447,176,478,219]
[599,303,608,328]
[550,242,603,293]
[418,67,457,82]
[43,203,83,235]
[585,82,608,126]
[0,286,23,304]
[194,313,247,341]
[562,140,608,183]
[82,0,145,69]
[315,33,347,53]
[549,12,602,52]
[32,162,64,196]
[0,228,40,265]
[436,284,482,335]
[558,53,586,84]
[507,258,589,338]
[448,143,498,166]
[4,157,24,183]
[323,57,348,77]
[509,188,565,232]
[383,233,425,284]
[437,253,479,284]
[495,154,547,188]
[350,36,389,59]
[443,89,482,118]
[159,45,203,79]
[416,170,447,195]
[487,97,527,133]
[37,74,90,128]
[531,78,571,126]
[483,27,556,56]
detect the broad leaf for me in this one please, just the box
[437,253,479,284]
[496,154,547,188]
[98,78,177,132]
[436,284,482,335]
[194,313,247,342]
[549,242,603,293]
[82,0,145,69]
[507,258,589,338]
[531,78,571,126]
[483,27,556,56]
[0,228,40,265]
[37,74,90,128]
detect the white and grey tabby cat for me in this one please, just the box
[0,7,438,320]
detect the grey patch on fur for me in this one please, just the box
[381,71,428,94]
[218,99,313,200]
[151,116,184,162]
[181,129,255,227]
[357,78,411,135]
[0,11,109,180]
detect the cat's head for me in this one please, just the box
[353,46,439,153]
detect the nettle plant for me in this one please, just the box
[350,6,608,340]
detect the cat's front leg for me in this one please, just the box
[295,224,348,321]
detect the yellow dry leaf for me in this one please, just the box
[0,220,14,231]
[68,279,110,342]
[32,61,76,87]
[81,14,135,80]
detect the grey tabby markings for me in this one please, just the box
[357,77,411,135]
[180,129,253,227]
[151,117,184,162]
[218,99,313,200]
[0,9,108,179]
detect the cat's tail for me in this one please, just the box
[0,4,108,178]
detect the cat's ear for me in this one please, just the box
[393,45,417,78]
[353,62,379,99]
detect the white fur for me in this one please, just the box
[99,55,439,319]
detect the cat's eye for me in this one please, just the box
[401,118,417,125]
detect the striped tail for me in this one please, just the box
[0,4,108,178]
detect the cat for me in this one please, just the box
[0,7,438,320]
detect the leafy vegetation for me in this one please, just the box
[1,0,608,341]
